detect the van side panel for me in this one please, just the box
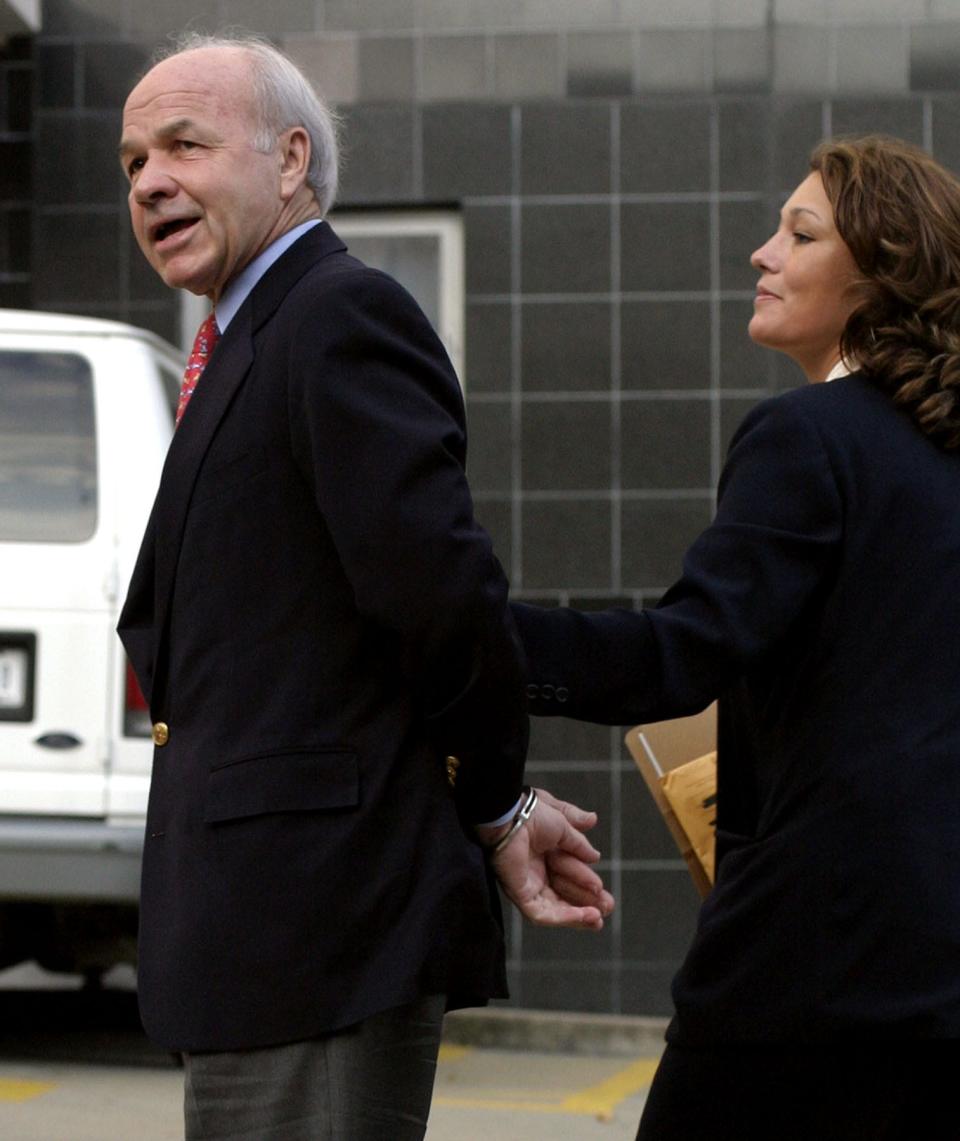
[0,315,180,967]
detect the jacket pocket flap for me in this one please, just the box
[205,749,359,824]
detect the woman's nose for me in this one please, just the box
[750,235,778,272]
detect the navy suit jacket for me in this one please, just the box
[118,223,527,1051]
[514,374,960,1043]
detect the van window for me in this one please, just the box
[0,351,97,542]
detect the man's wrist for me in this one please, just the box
[476,787,538,855]
[477,795,525,831]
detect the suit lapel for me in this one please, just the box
[151,318,254,646]
[143,222,348,708]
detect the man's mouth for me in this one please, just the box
[153,218,198,243]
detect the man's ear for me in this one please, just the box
[279,126,311,200]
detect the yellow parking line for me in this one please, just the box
[0,1079,55,1103]
[438,1044,472,1062]
[434,1056,660,1117]
[562,1057,661,1119]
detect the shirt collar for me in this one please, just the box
[216,219,323,332]
[823,358,854,383]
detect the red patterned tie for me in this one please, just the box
[176,312,220,427]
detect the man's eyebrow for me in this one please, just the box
[118,118,201,159]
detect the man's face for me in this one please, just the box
[120,48,287,303]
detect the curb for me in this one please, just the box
[442,1007,669,1058]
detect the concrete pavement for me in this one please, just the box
[0,996,667,1140]
[433,1008,665,1139]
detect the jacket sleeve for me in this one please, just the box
[512,392,844,725]
[285,265,526,822]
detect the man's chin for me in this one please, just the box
[156,263,214,299]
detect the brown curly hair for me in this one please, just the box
[811,135,960,449]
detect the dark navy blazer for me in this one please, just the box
[514,374,960,1043]
[119,223,527,1051]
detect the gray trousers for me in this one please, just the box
[183,994,446,1140]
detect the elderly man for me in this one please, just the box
[117,32,612,1140]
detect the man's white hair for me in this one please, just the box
[156,31,340,215]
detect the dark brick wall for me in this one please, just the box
[0,35,32,309]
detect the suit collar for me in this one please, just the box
[217,219,326,332]
[161,219,346,509]
[245,220,346,334]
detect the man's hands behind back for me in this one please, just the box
[477,789,615,930]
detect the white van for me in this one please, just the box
[0,309,182,976]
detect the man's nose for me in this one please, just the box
[131,161,178,204]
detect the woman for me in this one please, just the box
[512,136,960,1140]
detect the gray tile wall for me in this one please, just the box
[20,0,960,1018]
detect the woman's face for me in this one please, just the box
[748,172,863,382]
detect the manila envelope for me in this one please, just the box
[624,705,717,899]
